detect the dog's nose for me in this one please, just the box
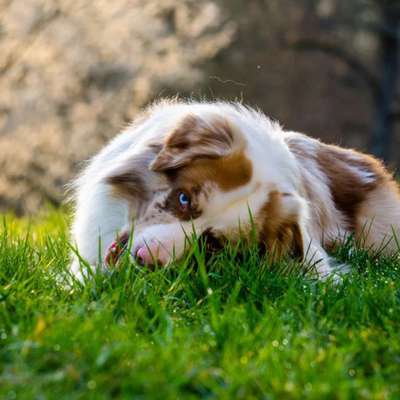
[135,246,155,266]
[135,242,171,267]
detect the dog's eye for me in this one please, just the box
[178,192,190,209]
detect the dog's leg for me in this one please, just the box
[260,191,341,281]
[289,195,346,281]
[302,236,344,281]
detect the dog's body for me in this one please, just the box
[70,100,400,280]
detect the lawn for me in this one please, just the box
[1,210,400,399]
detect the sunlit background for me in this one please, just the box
[0,0,399,214]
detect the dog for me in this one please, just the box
[70,99,400,280]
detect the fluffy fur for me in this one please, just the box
[70,99,400,280]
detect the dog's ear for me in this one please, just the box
[105,149,163,201]
[150,114,240,172]
[106,162,148,201]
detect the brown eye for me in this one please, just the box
[178,192,190,210]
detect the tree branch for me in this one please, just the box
[324,16,400,38]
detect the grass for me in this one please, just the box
[1,210,400,399]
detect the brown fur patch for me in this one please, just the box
[151,113,238,172]
[159,150,252,222]
[316,144,387,230]
[165,114,234,150]
[258,191,304,262]
[172,151,253,192]
[151,112,252,195]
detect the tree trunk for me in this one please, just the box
[370,4,400,161]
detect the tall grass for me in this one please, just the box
[1,210,400,399]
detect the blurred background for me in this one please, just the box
[0,0,399,214]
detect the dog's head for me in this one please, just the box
[104,103,306,266]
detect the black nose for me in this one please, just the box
[134,248,160,269]
[135,249,146,266]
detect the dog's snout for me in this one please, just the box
[135,246,154,266]
[134,241,171,267]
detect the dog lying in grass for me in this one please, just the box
[70,99,400,280]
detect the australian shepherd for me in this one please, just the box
[70,99,400,280]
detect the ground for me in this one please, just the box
[1,210,400,399]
